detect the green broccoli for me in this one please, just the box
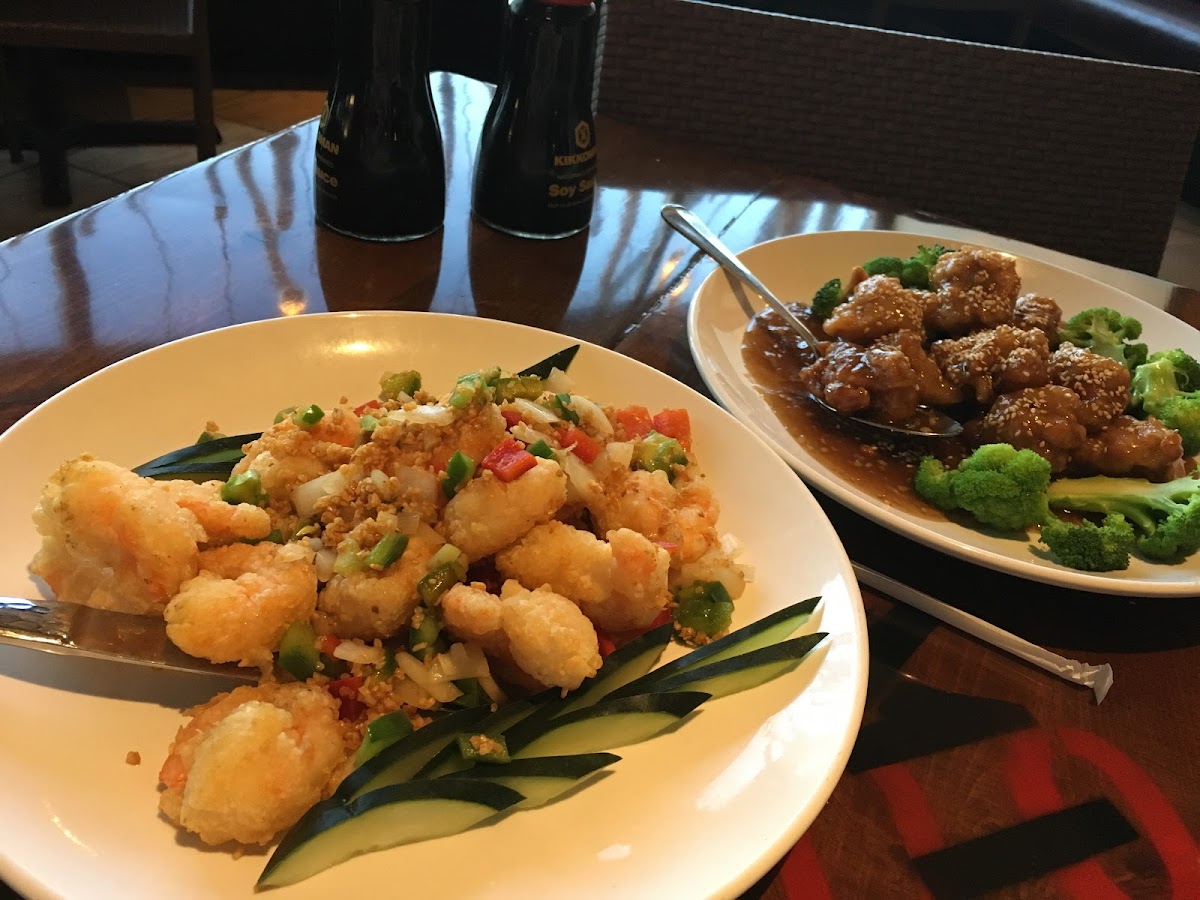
[1130,349,1200,454]
[1046,474,1200,561]
[810,277,845,318]
[914,443,1052,531]
[1038,513,1135,571]
[861,244,951,290]
[1058,307,1149,371]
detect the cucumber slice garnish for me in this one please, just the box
[649,634,829,700]
[257,779,524,889]
[132,432,260,478]
[335,705,492,802]
[610,596,821,700]
[506,691,710,759]
[518,344,580,379]
[447,753,621,808]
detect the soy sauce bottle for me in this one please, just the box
[472,0,599,239]
[314,0,445,241]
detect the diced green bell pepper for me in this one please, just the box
[526,439,556,459]
[380,370,422,399]
[632,432,688,479]
[455,732,510,764]
[354,711,415,766]
[278,621,319,681]
[220,470,269,507]
[293,404,325,428]
[673,580,734,642]
[442,451,476,499]
[493,375,544,402]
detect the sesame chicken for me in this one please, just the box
[971,385,1088,472]
[798,339,921,423]
[1013,293,1063,348]
[1069,415,1186,481]
[822,274,928,344]
[874,330,964,407]
[925,248,1021,336]
[1046,342,1131,433]
[930,325,1050,404]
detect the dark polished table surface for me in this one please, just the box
[2,72,1199,899]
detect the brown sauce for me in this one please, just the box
[741,307,966,518]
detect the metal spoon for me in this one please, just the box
[661,203,962,439]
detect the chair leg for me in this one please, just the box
[191,0,218,159]
[1,49,25,164]
[29,48,71,206]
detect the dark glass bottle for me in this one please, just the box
[472,0,599,240]
[314,0,445,241]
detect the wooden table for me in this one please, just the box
[2,72,1199,899]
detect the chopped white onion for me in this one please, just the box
[559,451,599,503]
[396,651,462,703]
[369,468,391,496]
[511,398,559,427]
[394,508,421,535]
[386,404,456,427]
[719,532,744,559]
[477,672,507,706]
[314,548,337,582]
[292,469,348,519]
[305,536,324,552]
[393,465,439,507]
[509,422,545,446]
[438,642,491,680]
[570,395,613,437]
[544,367,575,394]
[333,641,385,666]
[600,441,633,470]
[741,564,756,584]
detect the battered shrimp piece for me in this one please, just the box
[31,456,203,615]
[316,527,443,640]
[822,275,928,344]
[232,414,357,503]
[441,457,568,560]
[156,479,272,544]
[441,581,601,690]
[588,468,722,566]
[158,683,347,846]
[925,248,1020,335]
[164,542,317,668]
[495,522,671,632]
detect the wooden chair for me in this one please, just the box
[0,0,216,206]
[596,0,1200,274]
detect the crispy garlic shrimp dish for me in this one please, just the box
[29,362,751,852]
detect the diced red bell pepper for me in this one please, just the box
[500,408,523,429]
[559,425,601,464]
[353,399,383,416]
[481,438,538,482]
[318,635,342,656]
[615,405,654,440]
[326,674,366,719]
[652,408,692,451]
[596,631,618,658]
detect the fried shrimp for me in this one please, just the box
[158,683,347,846]
[495,521,670,632]
[31,456,203,614]
[441,457,568,560]
[441,581,601,690]
[164,542,318,668]
[588,468,722,565]
[156,479,272,544]
[233,415,357,502]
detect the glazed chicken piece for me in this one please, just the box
[930,325,1050,405]
[798,339,920,423]
[971,385,1087,472]
[823,275,928,344]
[1012,293,1063,348]
[924,248,1021,336]
[1070,415,1185,481]
[1046,342,1131,433]
[874,330,963,407]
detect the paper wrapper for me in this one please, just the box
[854,564,1114,704]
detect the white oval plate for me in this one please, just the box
[689,229,1200,597]
[0,312,867,900]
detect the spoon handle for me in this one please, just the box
[660,204,820,347]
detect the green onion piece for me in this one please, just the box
[273,405,298,425]
[366,533,409,570]
[220,470,269,507]
[552,393,580,425]
[526,439,556,459]
[673,580,734,641]
[293,522,319,539]
[375,647,398,679]
[418,562,465,606]
[333,539,367,575]
[455,732,510,764]
[195,430,226,444]
[631,432,688,479]
[442,451,476,499]
[409,606,444,661]
[451,678,487,708]
[292,404,325,428]
[380,370,421,399]
[493,375,544,402]
[449,373,487,409]
[277,621,319,681]
[359,414,380,433]
[354,711,414,766]
[426,543,464,572]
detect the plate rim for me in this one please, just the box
[688,228,1200,598]
[0,309,870,900]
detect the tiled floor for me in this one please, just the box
[1,84,1198,291]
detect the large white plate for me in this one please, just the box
[689,229,1200,597]
[0,312,867,900]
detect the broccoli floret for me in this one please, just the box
[1130,350,1200,454]
[810,277,845,318]
[1046,474,1200,561]
[860,245,951,290]
[1039,513,1135,571]
[862,256,904,279]
[913,443,1052,531]
[1059,307,1149,371]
